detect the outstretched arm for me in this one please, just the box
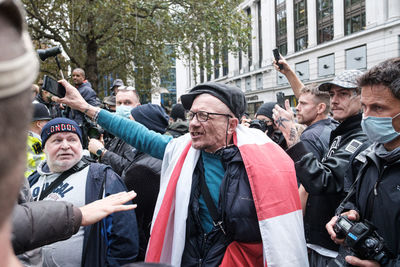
[54,79,99,119]
[80,190,137,226]
[12,191,136,254]
[54,80,171,159]
[273,56,304,99]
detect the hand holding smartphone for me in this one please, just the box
[273,48,284,70]
[42,75,66,98]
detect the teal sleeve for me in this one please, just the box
[97,109,172,160]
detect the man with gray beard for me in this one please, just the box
[28,118,139,267]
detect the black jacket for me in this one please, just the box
[121,151,163,261]
[287,113,368,251]
[101,136,137,176]
[181,146,261,267]
[300,118,338,160]
[351,143,400,266]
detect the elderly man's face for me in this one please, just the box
[44,132,82,173]
[189,94,234,153]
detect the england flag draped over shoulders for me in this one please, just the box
[146,125,308,266]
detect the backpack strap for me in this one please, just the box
[39,160,89,200]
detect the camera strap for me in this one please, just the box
[198,157,226,235]
[335,142,371,216]
[39,160,89,201]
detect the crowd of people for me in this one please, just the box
[1,0,400,267]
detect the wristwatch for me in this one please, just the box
[96,147,106,158]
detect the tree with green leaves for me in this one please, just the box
[23,0,250,99]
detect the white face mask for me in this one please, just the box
[115,105,132,119]
[361,112,400,143]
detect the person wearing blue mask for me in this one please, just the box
[115,86,140,118]
[327,58,400,267]
[88,86,140,175]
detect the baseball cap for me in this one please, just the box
[110,79,124,91]
[319,70,364,91]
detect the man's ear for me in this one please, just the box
[317,102,327,115]
[228,117,239,134]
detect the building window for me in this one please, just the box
[256,73,263,90]
[214,42,220,79]
[247,101,263,117]
[235,79,241,89]
[199,43,205,83]
[246,8,252,69]
[344,0,365,35]
[206,41,211,81]
[275,0,287,56]
[222,47,228,76]
[294,0,308,52]
[245,77,251,91]
[317,0,333,44]
[257,0,262,68]
[239,49,242,71]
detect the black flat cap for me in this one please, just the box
[181,82,246,119]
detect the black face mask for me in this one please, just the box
[266,124,274,138]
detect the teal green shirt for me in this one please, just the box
[199,151,225,233]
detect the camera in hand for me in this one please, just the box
[87,124,104,140]
[249,119,268,132]
[328,215,393,267]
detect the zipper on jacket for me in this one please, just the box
[374,165,388,196]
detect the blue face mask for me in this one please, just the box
[115,105,132,119]
[361,113,400,143]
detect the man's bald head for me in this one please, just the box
[72,68,85,86]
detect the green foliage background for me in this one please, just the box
[23,0,250,100]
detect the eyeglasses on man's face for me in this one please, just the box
[188,110,232,122]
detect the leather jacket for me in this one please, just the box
[287,113,368,251]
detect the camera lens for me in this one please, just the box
[364,238,377,248]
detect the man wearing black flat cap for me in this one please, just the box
[56,81,309,266]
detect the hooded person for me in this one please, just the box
[122,103,169,261]
[254,102,288,149]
